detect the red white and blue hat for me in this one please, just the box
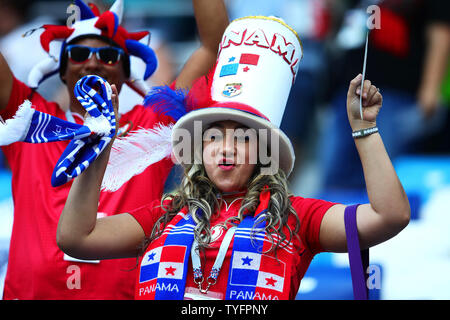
[171,16,303,177]
[27,0,157,96]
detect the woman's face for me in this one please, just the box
[202,120,257,193]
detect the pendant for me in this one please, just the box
[194,276,217,294]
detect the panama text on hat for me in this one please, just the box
[172,16,303,176]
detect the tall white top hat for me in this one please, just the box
[172,16,303,177]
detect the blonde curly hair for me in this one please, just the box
[140,162,301,255]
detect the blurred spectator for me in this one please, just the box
[415,24,450,153]
[0,0,32,37]
[0,0,63,100]
[0,0,62,170]
[320,0,450,190]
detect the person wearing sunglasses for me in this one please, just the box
[59,37,132,118]
[66,45,125,66]
[0,0,229,300]
[56,16,410,301]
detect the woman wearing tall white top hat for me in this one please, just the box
[57,16,410,300]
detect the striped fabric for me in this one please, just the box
[52,75,116,187]
[136,209,196,300]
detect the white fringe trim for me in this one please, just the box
[101,123,173,192]
[84,114,113,136]
[0,100,35,146]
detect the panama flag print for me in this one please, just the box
[139,245,186,283]
[225,216,288,300]
[225,187,291,300]
[219,53,260,77]
[136,211,196,300]
[229,250,285,292]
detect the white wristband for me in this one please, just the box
[352,126,378,139]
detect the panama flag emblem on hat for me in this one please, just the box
[171,16,303,177]
[222,83,243,98]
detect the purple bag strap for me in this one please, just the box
[344,204,369,300]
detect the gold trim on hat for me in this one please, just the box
[232,15,303,59]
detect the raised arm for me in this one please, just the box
[56,85,146,260]
[174,0,229,89]
[319,74,411,252]
[417,22,450,118]
[0,52,15,112]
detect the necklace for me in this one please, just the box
[190,192,245,294]
[191,226,236,294]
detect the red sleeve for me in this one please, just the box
[0,76,33,120]
[291,196,337,254]
[0,76,61,120]
[128,199,170,237]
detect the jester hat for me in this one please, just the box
[28,0,157,96]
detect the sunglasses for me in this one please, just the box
[66,45,124,66]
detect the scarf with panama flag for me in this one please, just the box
[136,187,295,300]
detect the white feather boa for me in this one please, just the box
[0,100,35,146]
[101,123,173,192]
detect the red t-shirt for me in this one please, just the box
[0,78,174,299]
[129,196,336,300]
